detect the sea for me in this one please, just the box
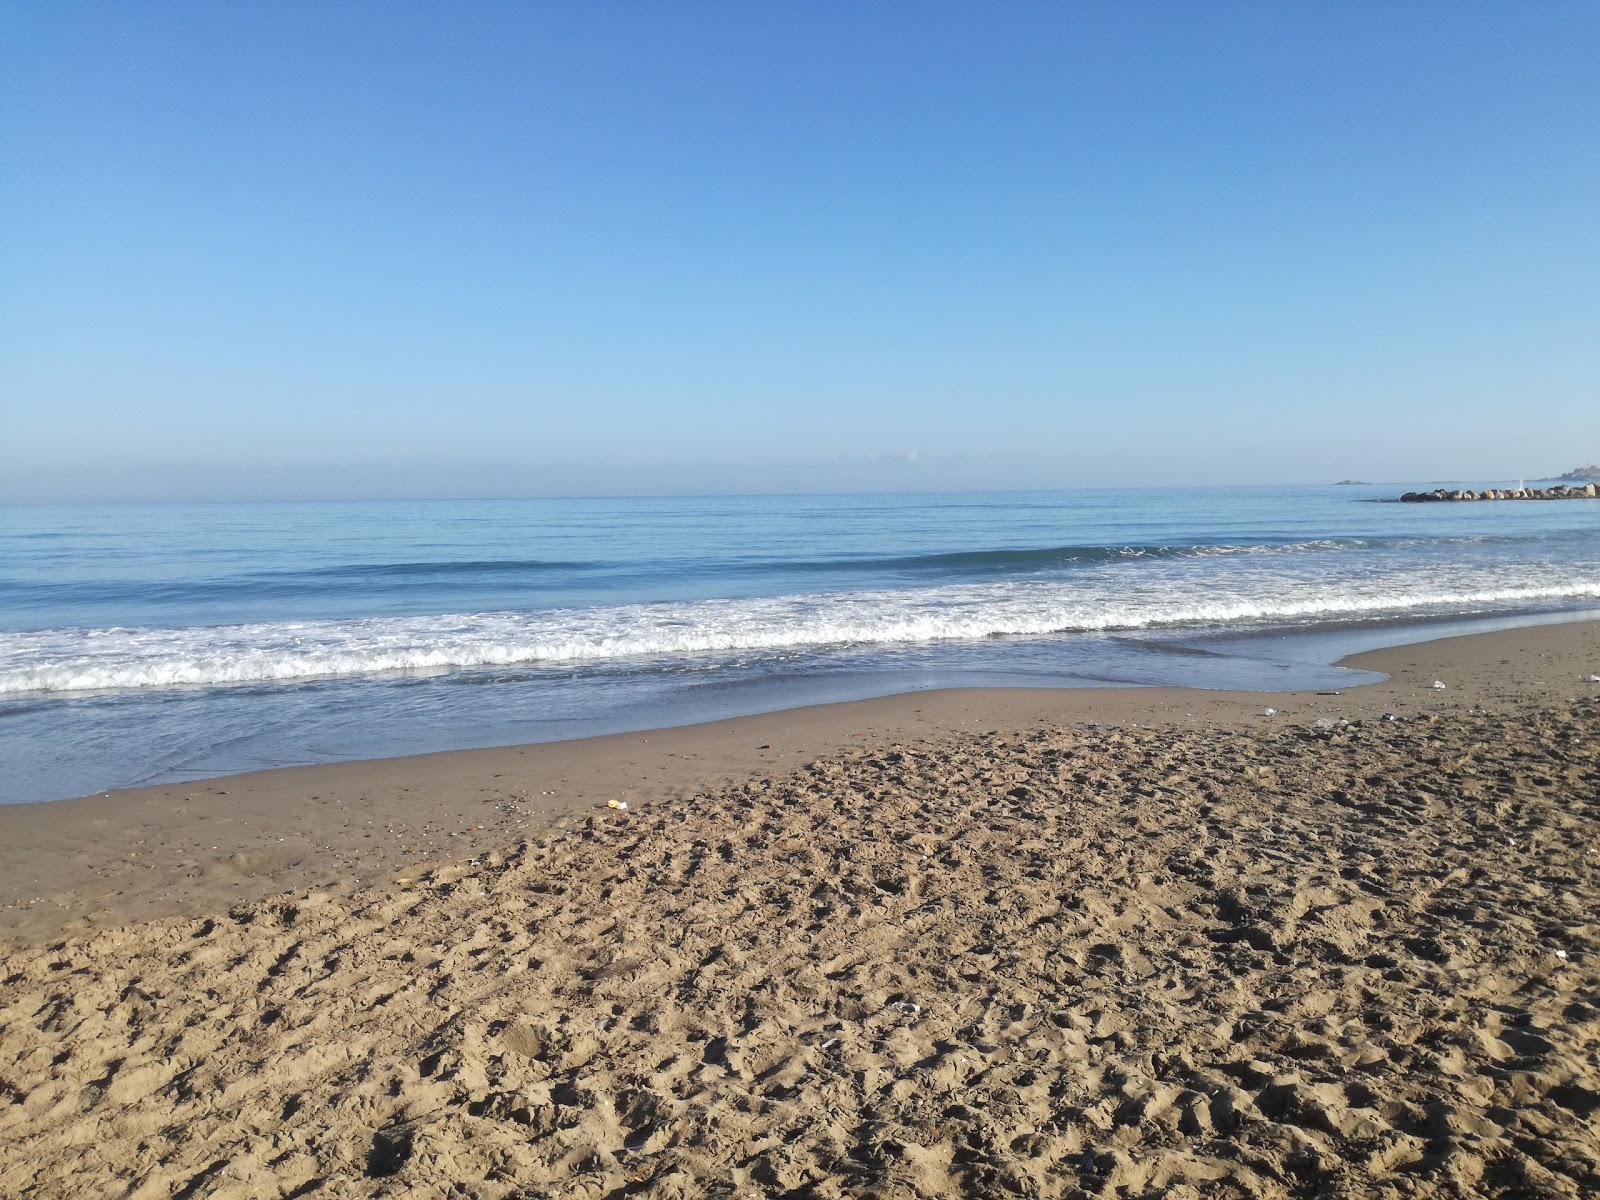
[4,484,1599,805]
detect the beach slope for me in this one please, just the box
[2,623,1598,1197]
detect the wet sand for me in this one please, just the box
[2,621,1598,1197]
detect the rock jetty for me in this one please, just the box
[1399,483,1598,502]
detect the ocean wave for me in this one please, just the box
[2,535,1561,620]
[238,535,1529,582]
[3,573,1597,697]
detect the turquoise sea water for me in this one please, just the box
[3,485,1598,803]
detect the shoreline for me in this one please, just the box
[3,618,1597,945]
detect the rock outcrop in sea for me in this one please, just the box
[1399,483,1598,502]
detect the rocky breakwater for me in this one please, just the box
[1400,483,1599,502]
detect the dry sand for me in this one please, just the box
[2,621,1598,1197]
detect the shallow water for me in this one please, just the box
[3,484,1598,802]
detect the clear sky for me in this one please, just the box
[3,2,1597,501]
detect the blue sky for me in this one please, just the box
[3,2,1597,501]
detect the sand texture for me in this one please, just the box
[3,685,1599,1196]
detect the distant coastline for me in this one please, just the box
[1541,464,1600,483]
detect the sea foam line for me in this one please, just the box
[3,573,1597,696]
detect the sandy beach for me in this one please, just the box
[2,620,1598,1197]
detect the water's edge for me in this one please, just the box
[19,606,1597,807]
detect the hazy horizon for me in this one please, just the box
[6,462,1594,507]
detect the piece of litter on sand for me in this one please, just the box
[1555,949,1568,960]
[1382,713,1398,721]
[820,1038,839,1049]
[896,1001,921,1016]
[1588,674,1600,683]
[605,799,628,810]
[1432,680,1447,689]
[1261,707,1276,717]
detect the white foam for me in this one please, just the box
[3,569,1597,696]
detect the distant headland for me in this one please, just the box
[1544,464,1600,482]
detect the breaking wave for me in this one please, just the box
[4,571,1597,696]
